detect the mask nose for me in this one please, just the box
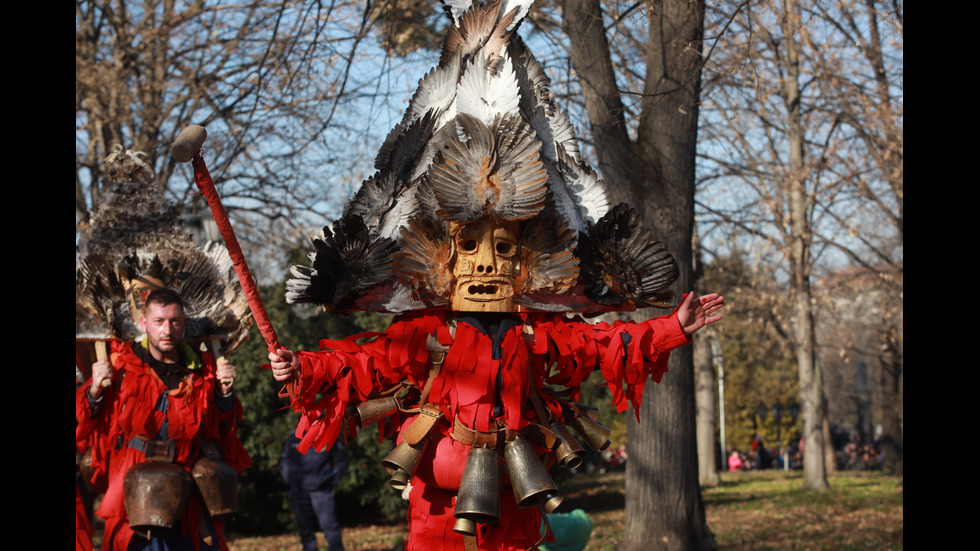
[473,233,497,275]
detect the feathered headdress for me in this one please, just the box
[76,148,251,350]
[287,0,676,313]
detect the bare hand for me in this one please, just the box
[269,348,299,383]
[89,360,113,398]
[677,292,726,336]
[216,360,237,395]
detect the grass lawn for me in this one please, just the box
[226,469,902,550]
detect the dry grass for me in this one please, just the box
[102,469,901,550]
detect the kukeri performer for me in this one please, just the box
[266,1,724,549]
[78,290,251,551]
[76,149,252,551]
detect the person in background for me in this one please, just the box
[281,432,349,551]
[728,449,744,472]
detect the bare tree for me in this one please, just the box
[76,0,394,263]
[557,1,716,548]
[697,0,901,488]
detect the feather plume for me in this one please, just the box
[578,204,677,308]
[428,113,546,222]
[285,216,397,311]
[286,0,679,313]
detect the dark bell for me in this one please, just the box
[503,436,561,510]
[191,457,239,520]
[551,421,586,470]
[123,461,192,539]
[382,439,429,489]
[569,413,611,451]
[352,396,399,428]
[455,445,501,524]
[79,448,108,494]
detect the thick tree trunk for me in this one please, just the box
[695,331,720,486]
[563,0,715,548]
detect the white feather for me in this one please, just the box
[455,52,520,125]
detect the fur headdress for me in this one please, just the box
[287,0,677,313]
[77,147,251,350]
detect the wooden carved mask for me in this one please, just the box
[450,217,521,312]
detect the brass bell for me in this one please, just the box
[569,413,611,452]
[453,517,477,536]
[550,421,586,470]
[540,491,564,514]
[455,444,501,525]
[503,436,562,511]
[381,439,428,489]
[388,468,412,490]
[351,396,399,428]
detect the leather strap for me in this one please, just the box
[451,417,511,448]
[401,404,444,446]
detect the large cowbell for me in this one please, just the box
[454,444,502,535]
[503,436,563,513]
[123,461,192,539]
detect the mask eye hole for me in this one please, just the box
[495,242,513,255]
[461,239,478,252]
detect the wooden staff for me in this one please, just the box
[171,126,281,354]
[95,341,112,387]
[173,126,296,397]
[209,339,233,386]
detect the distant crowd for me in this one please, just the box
[727,432,887,472]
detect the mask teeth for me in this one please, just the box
[468,284,499,295]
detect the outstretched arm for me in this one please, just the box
[677,293,726,336]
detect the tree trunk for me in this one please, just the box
[696,331,720,486]
[562,0,715,548]
[779,0,829,491]
[878,325,903,473]
[822,395,837,473]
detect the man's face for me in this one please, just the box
[450,217,520,312]
[140,302,186,361]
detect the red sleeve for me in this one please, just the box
[76,381,113,486]
[200,351,251,473]
[289,312,445,453]
[536,310,690,418]
[216,398,251,473]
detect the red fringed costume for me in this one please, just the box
[286,309,689,550]
[264,2,727,549]
[77,484,94,551]
[76,341,251,551]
